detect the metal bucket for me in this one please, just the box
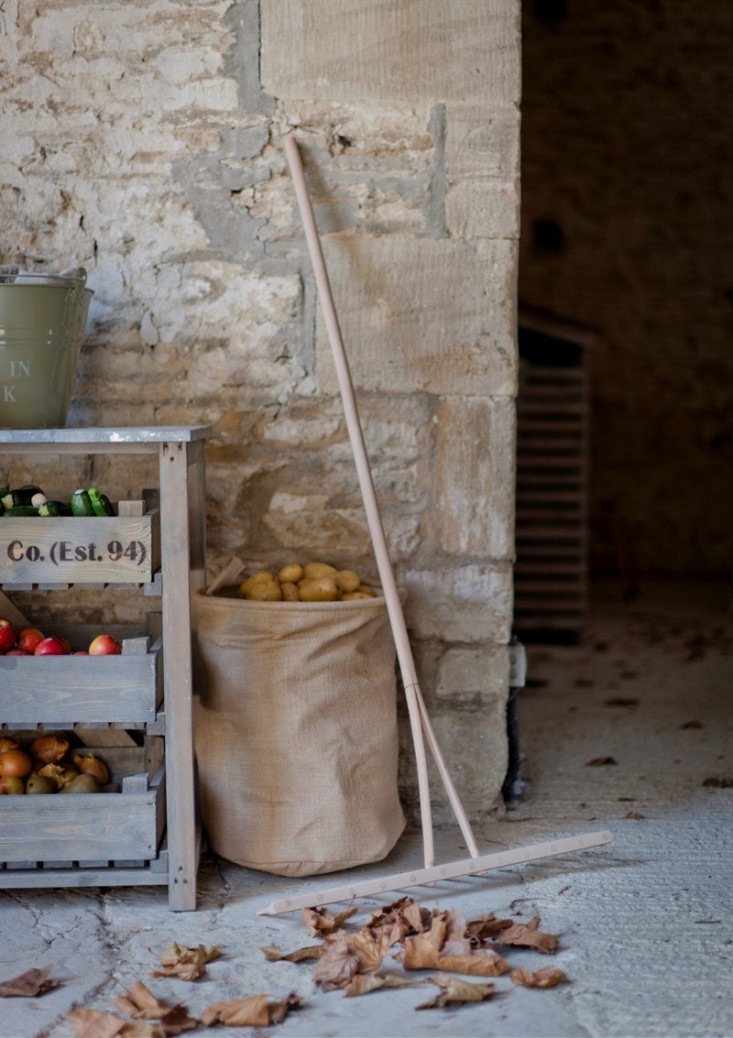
[0,268,93,429]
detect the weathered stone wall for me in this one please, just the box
[0,0,521,824]
[521,1,733,576]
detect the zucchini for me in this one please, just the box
[70,489,95,517]
[1,484,45,509]
[88,487,115,517]
[4,505,39,517]
[38,500,73,517]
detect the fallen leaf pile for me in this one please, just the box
[261,896,567,1013]
[3,899,567,1030]
[58,945,302,1036]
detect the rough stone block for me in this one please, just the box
[316,238,517,397]
[445,179,521,239]
[435,643,510,701]
[402,563,514,643]
[398,698,508,826]
[429,396,516,558]
[262,0,520,103]
[445,103,520,180]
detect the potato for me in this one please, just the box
[341,591,374,601]
[303,561,338,579]
[278,563,304,585]
[244,580,283,601]
[334,569,361,593]
[239,570,276,596]
[298,576,340,602]
[280,581,300,602]
[356,584,376,598]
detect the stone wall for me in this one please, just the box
[520,1,733,577]
[0,0,521,824]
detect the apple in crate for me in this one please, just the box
[34,636,71,656]
[0,618,16,654]
[88,634,122,656]
[17,626,45,653]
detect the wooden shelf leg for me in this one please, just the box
[159,440,199,910]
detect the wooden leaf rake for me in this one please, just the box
[258,138,611,916]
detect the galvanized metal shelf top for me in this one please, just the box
[0,426,211,445]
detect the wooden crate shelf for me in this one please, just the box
[0,426,208,910]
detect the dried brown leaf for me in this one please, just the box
[586,756,617,766]
[416,973,495,1010]
[201,993,302,1028]
[343,972,417,997]
[366,897,429,942]
[112,982,197,1035]
[402,936,509,977]
[159,943,221,967]
[465,913,513,941]
[314,929,392,991]
[66,1006,129,1038]
[150,963,206,982]
[302,905,358,935]
[496,914,559,954]
[625,811,645,820]
[0,965,59,998]
[114,982,168,1019]
[262,943,325,963]
[511,967,569,988]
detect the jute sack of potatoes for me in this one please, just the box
[193,585,405,877]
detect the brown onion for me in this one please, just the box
[31,734,70,764]
[0,736,19,755]
[73,754,110,785]
[0,748,33,778]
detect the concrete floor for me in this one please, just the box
[1,579,732,1038]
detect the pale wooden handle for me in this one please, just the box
[285,134,480,863]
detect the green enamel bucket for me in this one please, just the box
[0,268,93,429]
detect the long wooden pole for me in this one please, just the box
[285,135,480,864]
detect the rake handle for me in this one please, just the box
[284,135,480,863]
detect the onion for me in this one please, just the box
[36,763,67,790]
[0,736,19,755]
[0,748,33,778]
[31,734,70,764]
[74,754,110,785]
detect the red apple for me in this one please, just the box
[17,626,45,653]
[5,648,31,655]
[0,618,16,654]
[34,636,71,656]
[0,775,25,794]
[73,650,89,656]
[88,634,122,656]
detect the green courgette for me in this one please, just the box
[88,487,115,517]
[70,489,95,517]
[4,505,39,517]
[38,500,73,517]
[1,485,46,509]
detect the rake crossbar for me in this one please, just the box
[258,830,613,915]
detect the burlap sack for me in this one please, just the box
[193,588,405,877]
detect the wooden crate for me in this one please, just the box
[0,510,160,584]
[0,623,162,726]
[0,744,166,866]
